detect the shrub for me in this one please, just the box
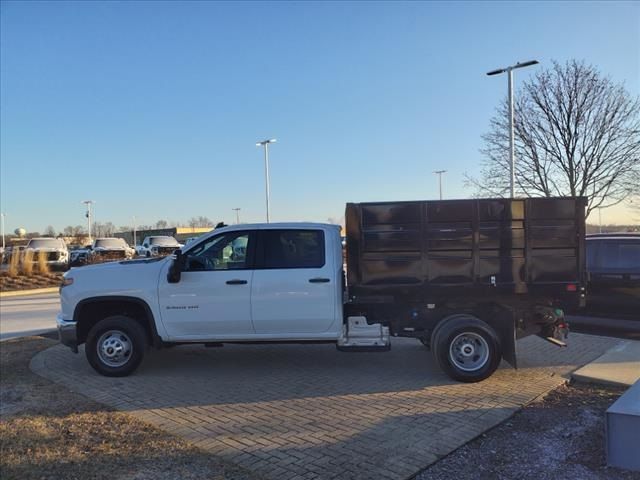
[7,250,20,277]
[22,250,34,276]
[37,251,50,274]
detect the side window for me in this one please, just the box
[595,241,640,272]
[185,233,251,271]
[262,230,325,269]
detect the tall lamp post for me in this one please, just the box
[82,200,94,244]
[256,138,276,222]
[433,170,447,200]
[1,213,6,250]
[487,60,539,198]
[232,208,241,224]
[132,216,137,246]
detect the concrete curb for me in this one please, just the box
[0,287,59,298]
[571,340,640,388]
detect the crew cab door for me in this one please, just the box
[251,228,338,335]
[158,231,256,339]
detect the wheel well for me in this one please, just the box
[75,298,157,346]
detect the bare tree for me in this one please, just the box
[155,219,168,229]
[468,60,640,216]
[43,225,56,237]
[188,216,214,228]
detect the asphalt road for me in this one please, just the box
[0,293,60,341]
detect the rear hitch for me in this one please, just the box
[536,307,569,347]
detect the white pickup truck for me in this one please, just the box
[136,236,182,258]
[58,223,353,375]
[58,199,582,382]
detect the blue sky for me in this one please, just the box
[1,0,638,233]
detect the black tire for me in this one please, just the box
[431,315,501,383]
[85,315,147,377]
[146,251,151,258]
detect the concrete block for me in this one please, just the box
[606,380,640,472]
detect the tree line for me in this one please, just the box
[18,216,219,242]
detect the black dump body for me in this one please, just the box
[345,197,586,335]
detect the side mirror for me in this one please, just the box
[167,250,185,283]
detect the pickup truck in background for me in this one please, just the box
[25,238,69,270]
[89,237,136,262]
[57,197,585,382]
[584,233,639,318]
[136,236,182,257]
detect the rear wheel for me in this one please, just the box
[86,315,147,377]
[432,315,501,383]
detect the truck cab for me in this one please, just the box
[58,223,346,376]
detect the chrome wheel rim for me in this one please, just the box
[97,330,132,368]
[449,332,489,372]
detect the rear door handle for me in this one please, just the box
[226,279,248,285]
[309,277,330,283]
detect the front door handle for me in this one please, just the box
[309,277,330,283]
[226,279,248,285]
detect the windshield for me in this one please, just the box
[95,238,127,249]
[27,239,64,249]
[150,236,179,246]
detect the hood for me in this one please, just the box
[27,247,67,252]
[69,255,167,273]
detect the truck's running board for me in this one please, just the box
[337,316,390,352]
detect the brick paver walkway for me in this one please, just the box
[31,333,618,480]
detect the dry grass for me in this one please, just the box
[21,251,34,276]
[36,251,50,274]
[0,337,257,480]
[7,250,20,277]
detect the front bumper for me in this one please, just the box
[56,314,78,353]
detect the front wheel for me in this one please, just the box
[432,315,501,383]
[86,316,147,377]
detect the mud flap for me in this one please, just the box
[494,313,517,369]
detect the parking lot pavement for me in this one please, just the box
[32,333,619,480]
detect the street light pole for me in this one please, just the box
[232,208,241,224]
[433,170,447,200]
[132,216,137,246]
[487,60,539,198]
[1,213,6,250]
[256,139,277,223]
[82,200,94,244]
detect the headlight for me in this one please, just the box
[61,277,74,288]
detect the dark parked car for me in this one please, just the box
[586,233,640,319]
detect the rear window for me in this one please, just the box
[262,230,325,269]
[587,240,640,272]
